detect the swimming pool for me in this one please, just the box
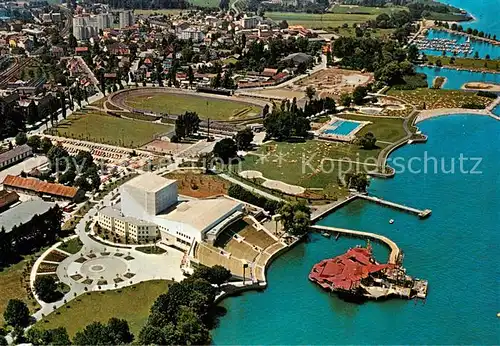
[323,120,360,135]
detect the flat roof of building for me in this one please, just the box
[157,197,242,233]
[0,144,32,165]
[123,173,177,193]
[0,200,54,233]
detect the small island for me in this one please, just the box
[309,243,428,301]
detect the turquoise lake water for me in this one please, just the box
[416,65,500,90]
[212,114,500,344]
[421,29,500,59]
[437,0,500,38]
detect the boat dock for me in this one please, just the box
[310,224,401,265]
[354,193,432,219]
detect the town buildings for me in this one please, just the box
[119,10,134,29]
[2,175,85,202]
[0,144,32,170]
[73,13,113,40]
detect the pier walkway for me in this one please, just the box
[354,193,432,218]
[310,225,400,264]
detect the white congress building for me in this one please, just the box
[96,173,243,249]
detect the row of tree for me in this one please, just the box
[0,206,63,268]
[138,265,231,345]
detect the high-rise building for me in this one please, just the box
[72,13,113,40]
[119,10,133,28]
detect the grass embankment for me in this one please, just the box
[58,238,83,254]
[35,280,171,338]
[387,88,493,109]
[426,56,500,72]
[50,111,172,148]
[0,254,44,325]
[124,93,261,121]
[335,27,396,38]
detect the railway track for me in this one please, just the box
[0,57,34,87]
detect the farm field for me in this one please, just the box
[387,88,493,109]
[232,140,384,198]
[50,111,172,148]
[35,280,171,338]
[123,93,261,121]
[267,6,406,30]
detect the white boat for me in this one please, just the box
[321,232,331,238]
[389,219,395,224]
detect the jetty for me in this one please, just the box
[354,193,432,219]
[310,224,400,265]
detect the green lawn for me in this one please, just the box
[188,0,238,7]
[338,114,407,143]
[387,88,493,109]
[35,280,171,338]
[233,139,384,197]
[58,238,83,255]
[51,111,172,148]
[426,56,500,72]
[0,254,45,325]
[124,93,261,121]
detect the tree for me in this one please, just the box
[305,86,316,101]
[175,112,200,140]
[358,132,377,149]
[73,322,110,345]
[340,93,351,107]
[107,317,134,344]
[26,327,70,346]
[209,265,232,286]
[211,72,222,88]
[27,135,41,152]
[213,138,237,163]
[34,276,59,303]
[234,128,254,150]
[138,324,165,345]
[4,299,30,327]
[187,66,195,87]
[279,20,289,29]
[407,44,419,61]
[41,137,53,154]
[435,59,442,67]
[345,172,369,192]
[278,202,311,236]
[0,336,6,346]
[68,33,77,49]
[175,306,211,345]
[352,86,368,105]
[15,132,27,145]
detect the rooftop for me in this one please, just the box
[123,173,177,193]
[2,175,80,199]
[0,144,32,165]
[157,197,242,233]
[0,200,54,233]
[309,246,390,291]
